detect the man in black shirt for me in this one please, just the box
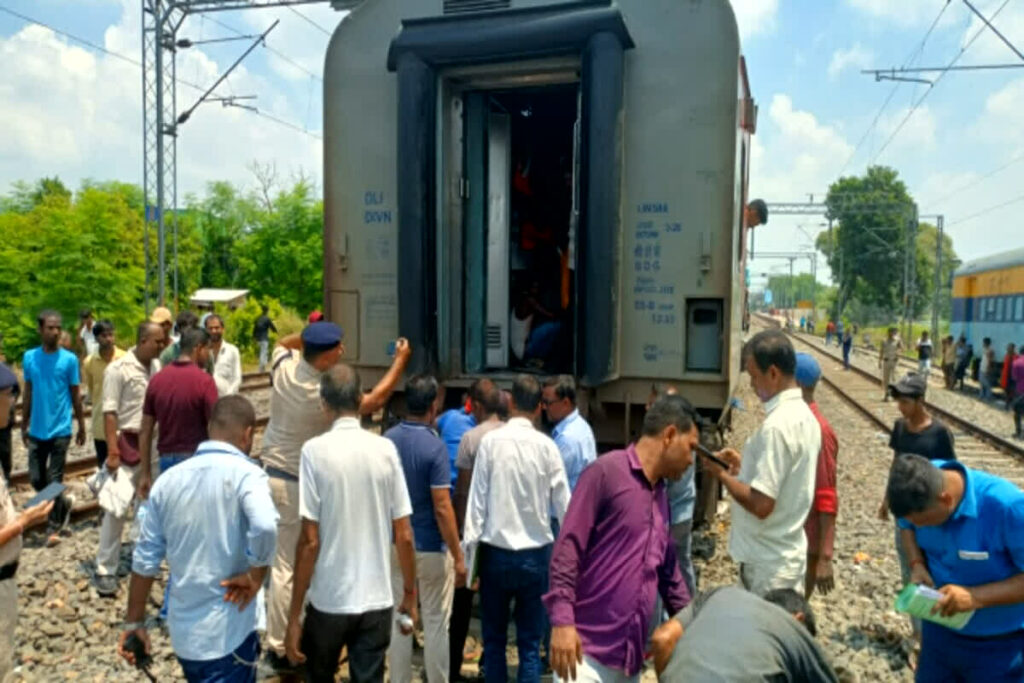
[252,306,277,372]
[650,586,837,682]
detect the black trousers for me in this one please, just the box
[93,439,108,468]
[301,604,391,683]
[450,587,476,680]
[27,436,71,528]
[0,424,11,481]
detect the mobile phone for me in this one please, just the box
[23,482,66,509]
[695,443,731,470]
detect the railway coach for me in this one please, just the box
[322,0,757,443]
[951,247,1024,366]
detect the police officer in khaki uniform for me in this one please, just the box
[0,362,54,678]
[878,327,903,401]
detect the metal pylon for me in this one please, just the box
[142,1,185,311]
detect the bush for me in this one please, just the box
[214,297,304,366]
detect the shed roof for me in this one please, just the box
[189,288,250,303]
[954,248,1024,277]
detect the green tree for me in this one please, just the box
[912,222,960,322]
[818,166,916,319]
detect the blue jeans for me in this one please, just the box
[525,321,561,360]
[158,453,191,620]
[917,622,1024,682]
[178,631,259,683]
[842,341,852,369]
[479,544,549,682]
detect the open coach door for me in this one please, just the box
[388,3,633,380]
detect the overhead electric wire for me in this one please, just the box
[836,0,953,177]
[0,3,320,139]
[199,12,323,82]
[947,191,1024,226]
[924,149,1024,207]
[286,5,331,36]
[869,0,1012,166]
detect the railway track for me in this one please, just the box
[755,315,1024,488]
[9,373,271,531]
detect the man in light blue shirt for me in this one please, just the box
[542,375,597,492]
[890,455,1024,682]
[118,395,278,682]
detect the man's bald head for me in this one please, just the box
[208,395,257,455]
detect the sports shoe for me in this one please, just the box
[95,575,118,597]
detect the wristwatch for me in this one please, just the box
[121,621,145,631]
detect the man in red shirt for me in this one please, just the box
[794,353,838,598]
[136,328,219,500]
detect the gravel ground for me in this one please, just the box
[6,376,916,681]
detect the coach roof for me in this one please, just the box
[954,247,1024,278]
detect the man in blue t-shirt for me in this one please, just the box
[21,310,85,543]
[889,454,1024,682]
[438,398,475,491]
[385,375,467,683]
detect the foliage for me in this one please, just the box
[213,297,304,363]
[0,175,324,362]
[764,273,832,310]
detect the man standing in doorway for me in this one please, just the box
[463,374,571,682]
[385,375,467,683]
[94,322,165,597]
[22,310,85,545]
[879,327,903,401]
[82,320,125,468]
[205,314,242,396]
[545,394,696,683]
[793,354,838,598]
[542,375,597,493]
[253,305,276,373]
[261,323,411,674]
[136,328,219,500]
[707,330,820,595]
[283,365,418,681]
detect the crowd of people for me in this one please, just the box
[3,308,1024,682]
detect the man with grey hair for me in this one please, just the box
[888,454,1024,681]
[542,375,597,492]
[284,364,418,681]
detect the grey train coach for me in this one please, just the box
[322,0,757,441]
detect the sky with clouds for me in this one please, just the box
[1,0,1023,287]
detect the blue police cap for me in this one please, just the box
[794,352,821,388]
[301,321,343,347]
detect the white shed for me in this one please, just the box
[189,288,250,310]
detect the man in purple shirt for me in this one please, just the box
[1013,350,1024,440]
[544,394,697,682]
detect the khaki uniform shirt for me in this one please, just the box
[0,479,20,566]
[83,348,126,441]
[881,338,902,362]
[260,346,332,477]
[102,351,161,433]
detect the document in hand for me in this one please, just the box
[895,583,974,630]
[97,468,137,519]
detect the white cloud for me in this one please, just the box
[0,1,322,200]
[828,43,874,79]
[960,4,1024,64]
[845,0,959,27]
[876,104,937,153]
[729,0,780,40]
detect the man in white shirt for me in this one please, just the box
[205,315,242,396]
[463,374,571,682]
[707,330,820,596]
[284,364,418,682]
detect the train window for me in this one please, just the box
[1017,296,1024,321]
[987,297,996,322]
[997,297,1004,322]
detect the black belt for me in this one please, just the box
[265,466,298,483]
[0,561,17,581]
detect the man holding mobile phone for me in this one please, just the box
[0,361,55,679]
